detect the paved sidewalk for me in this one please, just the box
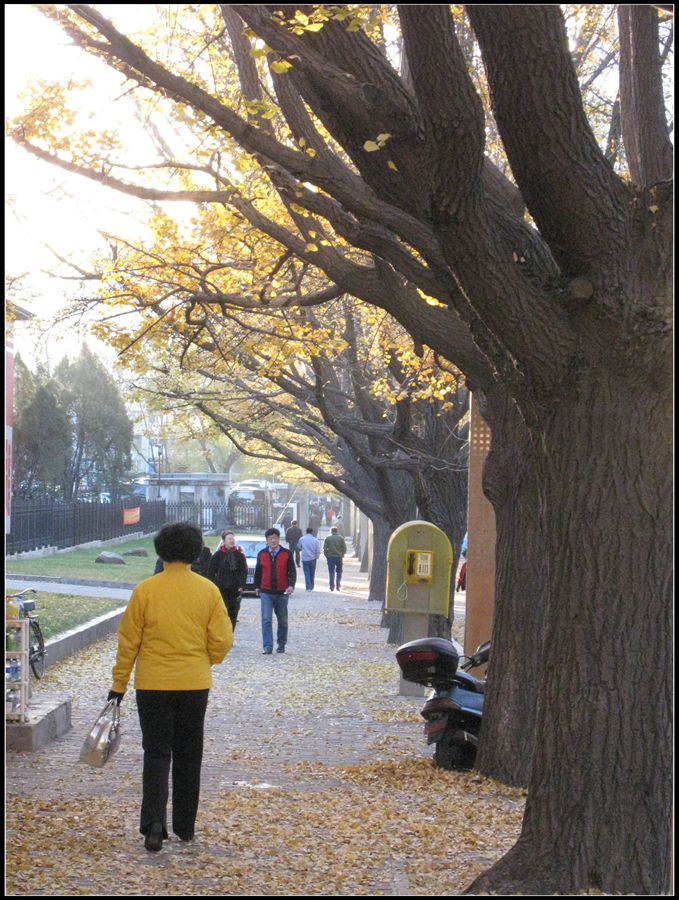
[6,550,435,791]
[6,549,482,896]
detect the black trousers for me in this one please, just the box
[136,689,209,839]
[219,587,242,629]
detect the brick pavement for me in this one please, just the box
[6,549,479,896]
[6,550,443,796]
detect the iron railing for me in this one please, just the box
[163,501,268,533]
[5,499,166,555]
[5,499,273,556]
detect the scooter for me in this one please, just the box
[395,636,490,770]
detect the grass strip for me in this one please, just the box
[17,592,126,641]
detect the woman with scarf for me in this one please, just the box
[207,531,248,629]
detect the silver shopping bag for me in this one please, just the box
[79,699,122,768]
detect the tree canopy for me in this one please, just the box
[12,346,134,500]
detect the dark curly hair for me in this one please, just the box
[154,522,204,563]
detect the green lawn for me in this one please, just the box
[5,536,161,584]
[23,592,126,640]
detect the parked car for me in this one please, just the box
[233,536,267,596]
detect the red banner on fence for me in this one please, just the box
[123,507,141,526]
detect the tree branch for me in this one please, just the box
[466,4,629,279]
[618,4,674,188]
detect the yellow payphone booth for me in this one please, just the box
[386,521,453,696]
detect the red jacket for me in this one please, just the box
[254,547,296,594]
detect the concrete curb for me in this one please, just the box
[6,573,138,590]
[44,606,127,670]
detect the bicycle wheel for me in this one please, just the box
[28,618,46,679]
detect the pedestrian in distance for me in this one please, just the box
[323,526,347,592]
[253,527,296,655]
[298,527,322,590]
[281,509,293,532]
[284,519,303,567]
[456,548,467,592]
[308,509,321,536]
[108,522,233,853]
[207,530,247,630]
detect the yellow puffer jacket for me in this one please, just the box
[111,562,233,692]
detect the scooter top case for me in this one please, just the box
[396,637,460,688]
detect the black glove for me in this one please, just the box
[108,690,125,706]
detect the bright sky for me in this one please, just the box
[5,4,158,370]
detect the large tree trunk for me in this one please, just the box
[421,467,468,640]
[369,516,392,604]
[473,386,545,787]
[467,368,672,894]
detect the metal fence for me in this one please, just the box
[5,498,274,556]
[5,499,167,555]
[163,501,230,532]
[162,501,267,533]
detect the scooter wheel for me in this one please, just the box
[434,727,477,771]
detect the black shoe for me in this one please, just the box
[145,823,164,852]
[175,831,194,843]
[276,646,285,653]
[263,649,272,654]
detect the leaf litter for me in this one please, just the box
[7,596,527,895]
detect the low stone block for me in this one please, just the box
[122,548,148,557]
[6,697,72,751]
[95,552,126,564]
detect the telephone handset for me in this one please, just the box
[405,549,433,583]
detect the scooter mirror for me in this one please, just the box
[470,640,491,667]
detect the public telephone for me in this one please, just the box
[405,549,434,583]
[387,521,451,616]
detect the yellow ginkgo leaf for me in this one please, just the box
[271,60,293,74]
[363,140,380,152]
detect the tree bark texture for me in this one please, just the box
[468,369,672,895]
[473,387,545,788]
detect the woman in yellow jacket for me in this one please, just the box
[109,522,233,852]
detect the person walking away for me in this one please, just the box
[108,522,233,853]
[323,526,347,592]
[298,527,322,590]
[284,520,303,567]
[254,527,296,654]
[153,540,212,577]
[207,530,247,629]
[335,514,345,537]
[308,510,321,536]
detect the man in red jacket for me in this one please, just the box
[253,527,296,655]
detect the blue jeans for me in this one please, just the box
[327,556,343,590]
[260,592,289,651]
[302,559,317,590]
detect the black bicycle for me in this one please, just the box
[5,589,46,679]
